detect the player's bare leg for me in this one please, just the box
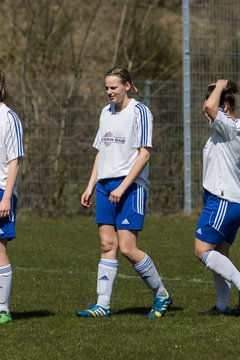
[118,229,172,318]
[77,225,118,317]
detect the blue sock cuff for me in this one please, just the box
[134,254,152,272]
[0,264,12,276]
[202,250,213,265]
[99,259,118,270]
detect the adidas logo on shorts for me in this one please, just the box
[197,228,202,235]
[121,219,130,225]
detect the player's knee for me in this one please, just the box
[100,237,116,254]
[194,237,214,261]
[194,248,200,260]
[0,241,8,264]
[194,245,205,261]
[0,252,9,266]
[119,243,134,259]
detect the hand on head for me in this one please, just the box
[208,79,238,94]
[215,79,229,91]
[206,81,228,98]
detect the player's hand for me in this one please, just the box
[0,198,11,218]
[109,187,125,204]
[215,79,229,91]
[208,80,229,93]
[81,189,93,208]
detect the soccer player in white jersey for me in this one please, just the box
[77,67,172,318]
[0,69,24,324]
[195,79,240,315]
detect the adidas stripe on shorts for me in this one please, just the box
[195,188,240,245]
[95,177,147,231]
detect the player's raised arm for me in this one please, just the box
[203,80,229,121]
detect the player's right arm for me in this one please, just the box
[81,151,99,208]
[0,158,20,218]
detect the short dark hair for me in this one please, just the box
[0,69,9,103]
[220,81,238,108]
[205,80,238,110]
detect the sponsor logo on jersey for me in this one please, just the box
[102,132,126,147]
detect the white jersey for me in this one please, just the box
[0,103,24,196]
[93,98,153,190]
[203,108,240,202]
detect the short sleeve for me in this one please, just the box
[135,103,153,148]
[5,111,24,162]
[93,129,101,150]
[93,108,106,150]
[210,108,240,141]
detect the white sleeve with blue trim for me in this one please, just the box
[93,129,101,150]
[135,103,153,148]
[6,110,24,162]
[210,108,240,141]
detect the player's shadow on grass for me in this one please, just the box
[11,310,55,321]
[113,305,183,316]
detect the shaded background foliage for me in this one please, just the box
[0,0,238,216]
[0,0,183,217]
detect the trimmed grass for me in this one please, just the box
[2,215,240,360]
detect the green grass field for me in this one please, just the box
[2,214,240,360]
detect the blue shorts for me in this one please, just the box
[95,177,147,231]
[0,189,18,240]
[195,189,240,245]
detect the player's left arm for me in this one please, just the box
[203,79,228,121]
[0,158,20,218]
[108,147,151,203]
[202,100,212,122]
